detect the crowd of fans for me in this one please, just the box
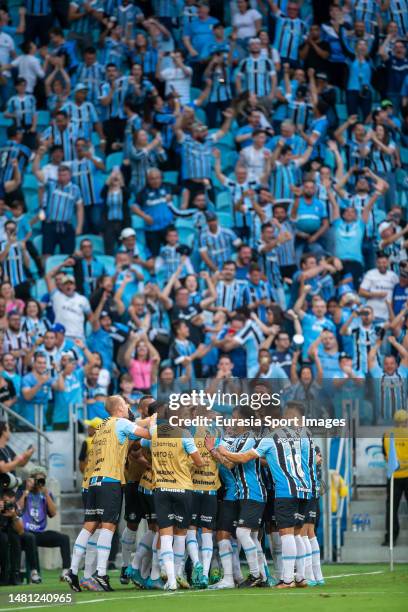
[0,0,407,430]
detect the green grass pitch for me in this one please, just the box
[0,565,407,612]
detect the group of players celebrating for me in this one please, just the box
[64,394,324,593]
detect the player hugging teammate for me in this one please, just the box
[65,397,324,592]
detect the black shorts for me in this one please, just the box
[124,482,143,524]
[237,500,265,530]
[216,499,239,534]
[139,491,157,523]
[303,498,318,525]
[81,489,88,510]
[274,497,308,530]
[154,488,193,529]
[191,492,218,530]
[85,481,123,524]
[263,491,276,525]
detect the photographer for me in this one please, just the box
[0,421,35,474]
[17,466,71,581]
[0,488,24,585]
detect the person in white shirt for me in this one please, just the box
[359,252,399,322]
[157,50,192,105]
[239,129,270,182]
[232,0,262,40]
[0,28,16,108]
[47,270,92,341]
[11,41,45,94]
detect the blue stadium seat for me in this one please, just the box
[32,278,47,300]
[216,191,232,212]
[22,174,38,192]
[221,150,238,171]
[190,87,202,101]
[76,234,104,254]
[32,234,42,254]
[106,152,123,172]
[194,108,207,124]
[97,255,115,275]
[217,211,233,228]
[0,114,12,128]
[45,255,70,274]
[400,147,408,167]
[163,171,179,184]
[37,111,50,128]
[336,104,348,123]
[25,192,39,214]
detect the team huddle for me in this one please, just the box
[64,394,324,593]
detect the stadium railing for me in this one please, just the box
[0,401,52,470]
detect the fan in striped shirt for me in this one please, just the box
[256,222,290,309]
[4,78,37,149]
[236,38,277,97]
[75,49,106,107]
[62,83,104,142]
[41,111,79,162]
[2,311,32,375]
[270,1,308,64]
[214,261,248,315]
[199,212,242,273]
[0,221,30,293]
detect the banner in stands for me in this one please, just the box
[355,436,387,485]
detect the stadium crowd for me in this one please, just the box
[0,0,408,429]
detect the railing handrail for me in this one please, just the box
[0,402,52,443]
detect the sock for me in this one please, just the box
[251,533,265,580]
[71,528,92,574]
[141,554,152,579]
[160,535,175,586]
[218,539,233,580]
[150,532,161,580]
[303,536,313,581]
[236,527,259,578]
[231,538,243,580]
[186,529,200,566]
[294,535,306,582]
[96,529,114,577]
[173,534,186,577]
[200,532,213,578]
[281,534,296,584]
[83,529,100,578]
[310,537,323,581]
[121,527,137,568]
[131,530,154,570]
[271,532,282,580]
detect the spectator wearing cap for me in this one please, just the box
[100,169,131,255]
[4,78,38,151]
[299,24,330,73]
[46,262,91,341]
[42,165,84,256]
[62,83,104,143]
[199,212,242,272]
[359,251,399,322]
[382,409,408,546]
[118,227,154,274]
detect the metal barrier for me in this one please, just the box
[0,402,52,468]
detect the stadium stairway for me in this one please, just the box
[60,491,84,546]
[341,487,408,562]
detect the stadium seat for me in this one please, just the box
[163,171,179,184]
[190,87,202,101]
[75,234,104,254]
[221,150,238,171]
[106,152,123,172]
[194,108,207,124]
[37,111,50,128]
[217,211,233,228]
[45,255,70,274]
[336,104,348,123]
[32,234,42,254]
[22,174,38,192]
[400,147,408,167]
[25,192,39,214]
[216,191,232,212]
[32,278,47,300]
[97,255,115,275]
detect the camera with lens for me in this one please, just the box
[34,477,46,488]
[0,473,22,491]
[2,501,16,513]
[176,245,192,256]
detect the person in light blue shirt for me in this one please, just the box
[290,178,328,262]
[20,353,57,427]
[52,353,84,428]
[294,287,336,359]
[182,2,218,61]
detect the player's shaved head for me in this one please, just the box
[106,395,128,417]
